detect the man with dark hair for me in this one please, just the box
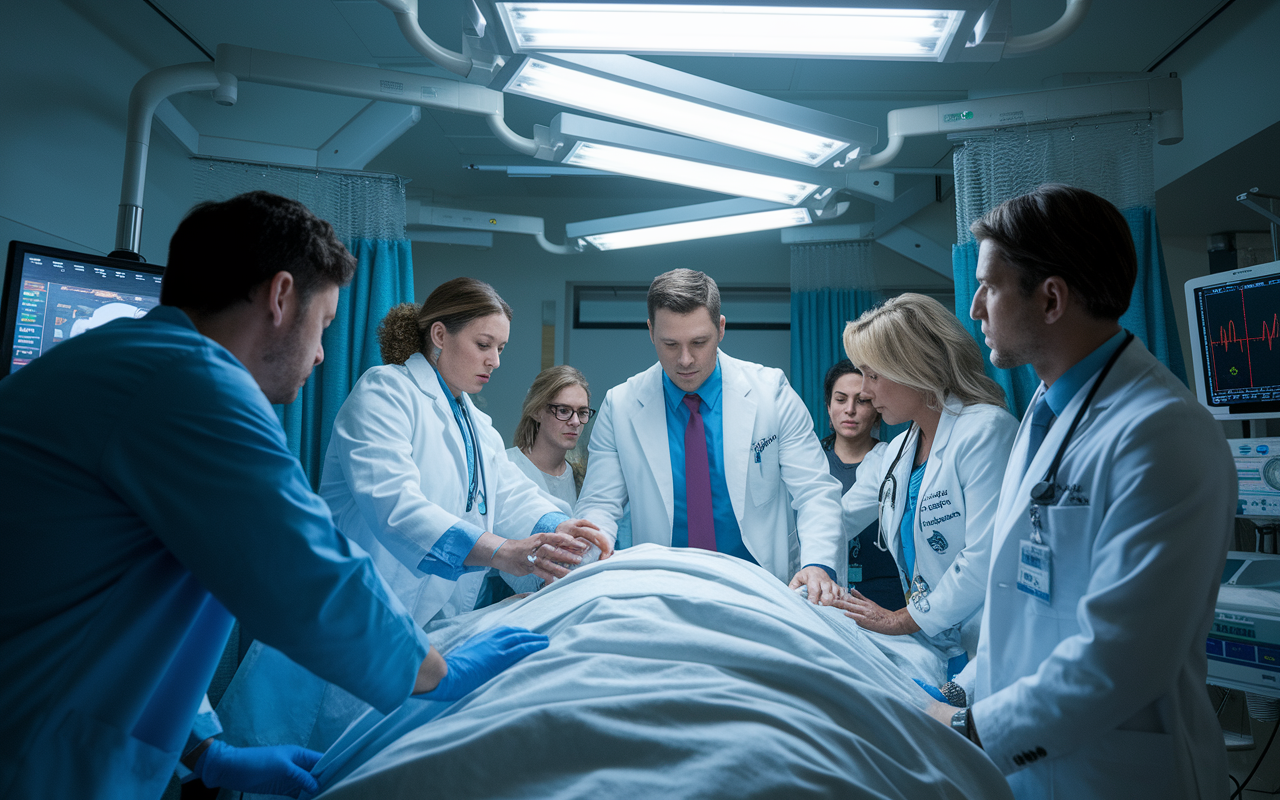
[0,192,544,799]
[923,184,1234,798]
[576,268,845,601]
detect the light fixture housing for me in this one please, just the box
[542,114,844,205]
[490,1,1014,62]
[566,197,812,251]
[496,53,875,167]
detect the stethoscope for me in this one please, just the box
[449,395,488,516]
[875,424,919,553]
[1029,331,1133,508]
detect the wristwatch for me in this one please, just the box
[950,708,972,740]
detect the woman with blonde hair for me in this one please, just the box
[835,293,1017,670]
[507,365,593,509]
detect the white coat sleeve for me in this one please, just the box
[774,374,844,571]
[573,388,627,543]
[843,440,887,533]
[972,401,1236,774]
[329,370,483,575]
[911,409,1017,637]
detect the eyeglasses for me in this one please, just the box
[546,403,596,422]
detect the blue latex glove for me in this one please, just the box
[913,678,948,703]
[193,739,322,798]
[423,626,549,702]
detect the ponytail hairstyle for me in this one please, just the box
[377,277,512,366]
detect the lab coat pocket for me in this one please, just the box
[748,441,781,507]
[1042,505,1093,614]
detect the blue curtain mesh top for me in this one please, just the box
[192,157,407,243]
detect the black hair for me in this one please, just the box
[821,359,862,451]
[161,191,356,313]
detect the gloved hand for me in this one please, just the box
[423,626,549,702]
[192,739,321,798]
[913,678,949,704]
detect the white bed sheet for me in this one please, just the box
[309,545,1010,799]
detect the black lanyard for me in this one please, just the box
[1030,332,1134,506]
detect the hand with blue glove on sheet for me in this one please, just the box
[190,739,322,797]
[419,626,549,702]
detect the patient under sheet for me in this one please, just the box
[304,545,1010,799]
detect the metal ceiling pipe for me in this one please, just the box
[1003,0,1093,56]
[376,0,472,77]
[115,63,236,257]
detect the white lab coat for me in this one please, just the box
[844,396,1017,655]
[575,351,843,581]
[832,440,889,583]
[970,340,1235,799]
[320,353,564,625]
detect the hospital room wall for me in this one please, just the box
[0,1,193,265]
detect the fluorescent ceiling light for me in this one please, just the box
[563,141,819,205]
[504,58,849,166]
[496,4,963,59]
[581,207,812,251]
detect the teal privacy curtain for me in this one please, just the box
[192,158,415,487]
[278,238,415,485]
[789,242,908,444]
[950,120,1186,416]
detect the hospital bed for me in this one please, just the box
[305,545,1011,799]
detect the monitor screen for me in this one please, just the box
[1186,259,1280,420]
[0,241,165,378]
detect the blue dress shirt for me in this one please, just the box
[662,362,755,564]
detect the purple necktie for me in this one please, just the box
[683,394,717,551]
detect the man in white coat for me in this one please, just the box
[575,269,844,601]
[923,183,1235,798]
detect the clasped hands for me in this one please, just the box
[488,518,613,583]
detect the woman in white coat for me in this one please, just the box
[322,277,608,624]
[215,279,607,760]
[835,294,1017,664]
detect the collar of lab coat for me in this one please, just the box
[402,353,480,491]
[1004,337,1152,522]
[879,393,966,548]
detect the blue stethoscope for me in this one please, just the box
[445,388,488,517]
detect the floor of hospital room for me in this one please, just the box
[1219,688,1280,797]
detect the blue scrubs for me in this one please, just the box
[0,307,430,799]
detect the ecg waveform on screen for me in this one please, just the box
[1203,282,1280,401]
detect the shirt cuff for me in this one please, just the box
[418,519,487,578]
[803,563,838,582]
[533,512,570,535]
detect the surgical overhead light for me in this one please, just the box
[563,142,819,205]
[542,115,836,205]
[566,198,812,251]
[495,3,964,59]
[500,55,874,167]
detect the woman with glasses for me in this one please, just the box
[835,294,1016,667]
[507,366,594,510]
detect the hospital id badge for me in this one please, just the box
[1016,540,1052,603]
